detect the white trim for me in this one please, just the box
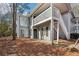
[33,17,51,26]
[33,16,59,27]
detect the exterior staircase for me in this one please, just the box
[54,7,69,39]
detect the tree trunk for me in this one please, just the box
[12,3,17,40]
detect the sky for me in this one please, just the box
[0,3,38,15]
[27,3,38,12]
[23,3,38,15]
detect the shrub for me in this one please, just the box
[0,21,12,37]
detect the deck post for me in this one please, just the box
[57,21,59,44]
[39,28,41,39]
[68,11,71,39]
[50,3,54,44]
[31,16,34,39]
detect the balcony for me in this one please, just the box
[33,7,52,25]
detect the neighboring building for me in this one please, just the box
[16,3,79,41]
[16,14,30,38]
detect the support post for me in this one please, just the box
[31,16,34,39]
[50,3,54,44]
[39,28,41,39]
[12,3,17,40]
[57,21,59,44]
[68,12,71,39]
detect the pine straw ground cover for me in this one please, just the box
[0,38,79,56]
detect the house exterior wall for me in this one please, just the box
[20,26,29,37]
[16,15,20,37]
[16,14,30,38]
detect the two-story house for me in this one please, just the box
[28,3,70,42]
[16,3,79,42]
[29,3,79,41]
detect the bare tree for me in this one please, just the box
[12,3,17,40]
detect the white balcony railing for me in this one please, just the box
[33,6,61,25]
[33,7,52,25]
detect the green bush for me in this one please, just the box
[0,21,12,37]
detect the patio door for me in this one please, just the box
[41,27,49,40]
[34,29,38,39]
